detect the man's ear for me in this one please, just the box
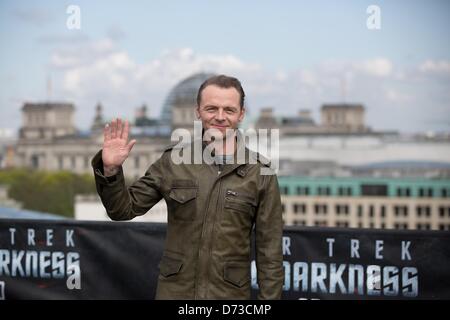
[238,107,245,122]
[195,107,200,119]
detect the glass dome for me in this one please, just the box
[160,72,216,126]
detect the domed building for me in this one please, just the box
[160,72,215,131]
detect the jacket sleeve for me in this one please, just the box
[91,149,164,221]
[255,171,284,299]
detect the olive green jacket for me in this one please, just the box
[91,138,284,299]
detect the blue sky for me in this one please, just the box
[0,0,449,134]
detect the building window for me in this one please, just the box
[397,187,411,197]
[394,206,408,217]
[440,206,450,217]
[361,184,388,196]
[318,187,331,196]
[338,187,350,196]
[394,223,408,230]
[280,187,289,195]
[358,205,363,217]
[314,204,327,215]
[416,206,431,217]
[419,188,433,198]
[293,220,306,226]
[369,205,374,218]
[369,222,375,228]
[336,221,349,228]
[381,223,386,229]
[417,223,431,230]
[293,203,306,214]
[314,220,328,227]
[281,204,285,213]
[442,189,448,198]
[335,205,349,215]
[296,187,310,196]
[71,156,76,169]
[358,222,363,228]
[380,205,386,217]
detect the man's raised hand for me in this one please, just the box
[102,118,136,176]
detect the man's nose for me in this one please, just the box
[216,109,225,121]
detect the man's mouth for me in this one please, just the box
[211,124,228,128]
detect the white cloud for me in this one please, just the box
[419,60,450,74]
[354,58,392,77]
[46,41,448,133]
[49,40,265,127]
[50,38,117,69]
[385,89,411,103]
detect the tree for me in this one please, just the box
[0,169,96,218]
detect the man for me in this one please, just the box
[92,75,284,299]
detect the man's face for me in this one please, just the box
[196,85,245,137]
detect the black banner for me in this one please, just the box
[278,227,450,299]
[0,219,449,299]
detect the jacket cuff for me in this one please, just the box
[91,149,125,185]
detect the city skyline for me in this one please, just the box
[1,0,449,135]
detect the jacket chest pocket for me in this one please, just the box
[224,189,257,217]
[168,180,198,221]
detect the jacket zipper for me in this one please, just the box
[226,189,256,205]
[196,170,224,299]
[198,165,246,298]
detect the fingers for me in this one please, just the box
[122,120,129,141]
[106,118,130,141]
[117,118,123,140]
[104,123,111,142]
[127,139,137,153]
[110,118,117,139]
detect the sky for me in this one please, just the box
[0,0,449,135]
